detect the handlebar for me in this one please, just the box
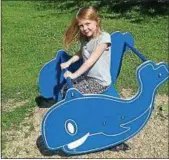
[63,68,72,89]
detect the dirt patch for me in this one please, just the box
[2,99,29,112]
[2,92,168,158]
[120,88,134,98]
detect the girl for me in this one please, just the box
[60,7,130,151]
[61,6,111,95]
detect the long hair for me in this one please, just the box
[64,6,101,49]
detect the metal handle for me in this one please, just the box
[126,43,147,62]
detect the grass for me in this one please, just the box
[2,1,168,132]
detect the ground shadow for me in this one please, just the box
[36,135,130,157]
[36,135,70,157]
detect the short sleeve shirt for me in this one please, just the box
[81,31,111,86]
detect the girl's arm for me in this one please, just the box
[64,43,109,79]
[60,50,81,69]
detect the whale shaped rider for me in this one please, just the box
[42,60,168,154]
[39,7,169,155]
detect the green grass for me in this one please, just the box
[2,1,168,131]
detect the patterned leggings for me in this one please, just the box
[61,75,109,98]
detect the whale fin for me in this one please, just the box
[102,122,129,136]
[65,89,83,101]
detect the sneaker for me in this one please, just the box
[35,95,57,108]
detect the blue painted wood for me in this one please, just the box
[42,61,169,154]
[126,43,147,62]
[38,50,83,99]
[110,31,134,84]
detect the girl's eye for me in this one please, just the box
[86,23,90,25]
[79,25,82,27]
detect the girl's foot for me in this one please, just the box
[35,95,57,108]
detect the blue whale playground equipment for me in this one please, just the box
[38,31,169,155]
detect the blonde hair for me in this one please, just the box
[64,7,101,49]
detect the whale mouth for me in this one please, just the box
[67,133,90,149]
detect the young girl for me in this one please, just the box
[61,6,111,95]
[60,7,130,151]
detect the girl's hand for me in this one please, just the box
[60,61,71,70]
[64,71,76,79]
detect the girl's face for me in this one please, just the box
[78,19,98,38]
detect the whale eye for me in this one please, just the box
[65,119,77,136]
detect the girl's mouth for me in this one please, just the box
[84,31,89,34]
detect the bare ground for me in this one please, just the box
[2,89,169,159]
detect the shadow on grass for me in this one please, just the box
[34,0,169,22]
[99,1,169,23]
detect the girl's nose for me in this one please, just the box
[83,25,87,31]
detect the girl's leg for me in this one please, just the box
[61,75,109,98]
[72,75,108,94]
